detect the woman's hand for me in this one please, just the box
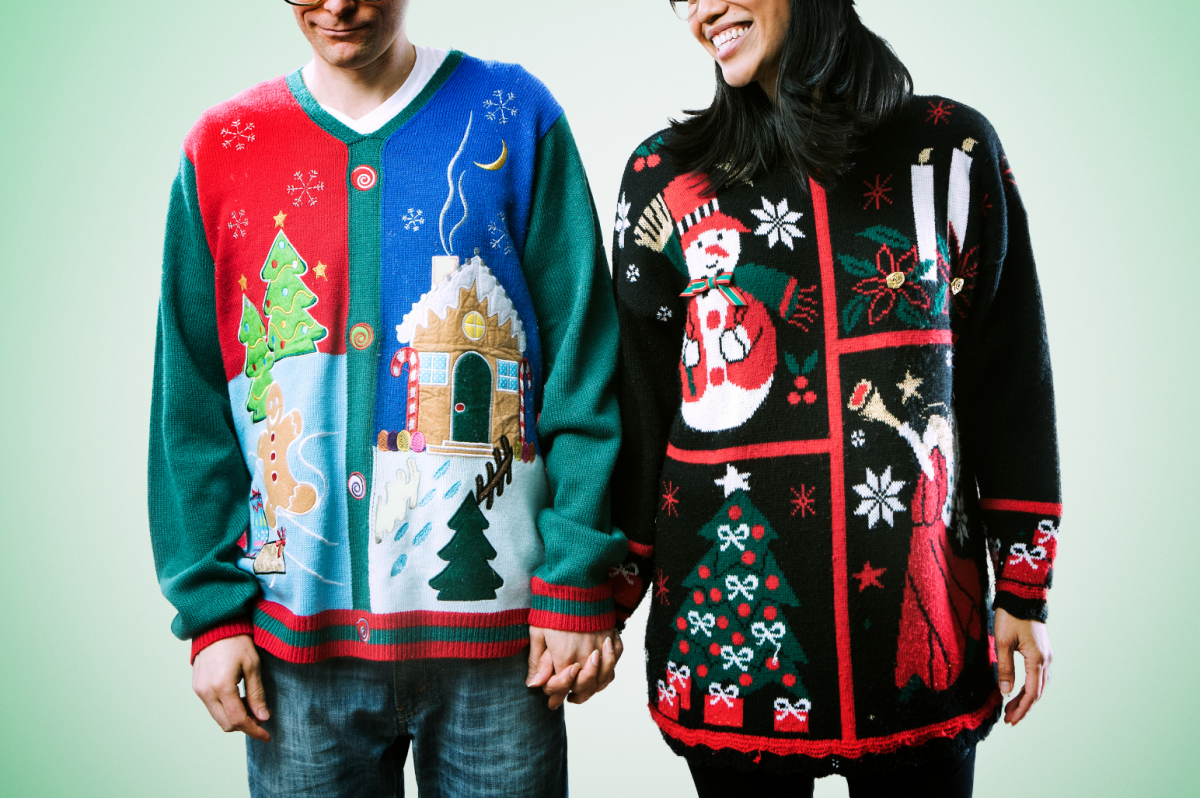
[994,608,1052,726]
[526,627,622,710]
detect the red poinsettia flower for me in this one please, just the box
[851,244,930,325]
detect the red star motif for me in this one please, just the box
[1001,155,1017,186]
[852,561,887,592]
[926,100,955,125]
[862,174,894,210]
[654,568,671,605]
[790,485,816,518]
[660,481,680,517]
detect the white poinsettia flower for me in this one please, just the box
[750,196,805,250]
[615,193,632,249]
[852,466,907,528]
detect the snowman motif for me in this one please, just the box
[665,175,782,432]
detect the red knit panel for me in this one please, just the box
[627,540,654,558]
[528,609,617,633]
[980,499,1063,516]
[995,579,1049,602]
[530,577,613,602]
[253,627,530,664]
[256,600,530,631]
[184,77,350,382]
[190,620,254,664]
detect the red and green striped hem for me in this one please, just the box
[249,601,531,663]
[529,577,615,632]
[190,619,254,663]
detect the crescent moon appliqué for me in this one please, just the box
[474,140,508,171]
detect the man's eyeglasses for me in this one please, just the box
[669,0,698,22]
[284,0,384,6]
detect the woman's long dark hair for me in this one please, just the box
[667,0,912,191]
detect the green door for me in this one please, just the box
[451,352,492,444]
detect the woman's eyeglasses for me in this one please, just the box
[669,0,699,22]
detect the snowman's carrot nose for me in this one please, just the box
[705,244,730,258]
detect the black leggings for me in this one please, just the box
[688,746,975,798]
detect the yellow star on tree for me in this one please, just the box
[238,274,248,291]
[314,261,328,279]
[273,210,287,228]
[897,371,924,405]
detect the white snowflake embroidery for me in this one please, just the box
[220,119,255,150]
[851,430,866,448]
[751,197,805,249]
[488,213,515,255]
[626,264,640,282]
[852,466,906,529]
[483,90,518,124]
[227,209,249,239]
[615,193,632,249]
[403,208,425,232]
[657,306,673,322]
[286,170,325,207]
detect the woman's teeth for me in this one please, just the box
[713,26,748,49]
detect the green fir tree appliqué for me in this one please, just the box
[428,494,505,601]
[672,491,810,703]
[260,231,327,361]
[238,296,275,422]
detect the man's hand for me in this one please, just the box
[192,634,271,742]
[526,627,622,710]
[994,607,1052,727]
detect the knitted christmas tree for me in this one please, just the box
[662,490,811,731]
[429,494,505,601]
[259,231,327,361]
[238,295,275,422]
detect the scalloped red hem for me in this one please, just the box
[648,690,1000,759]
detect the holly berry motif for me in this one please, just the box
[670,488,810,729]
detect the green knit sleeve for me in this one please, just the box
[522,115,627,632]
[148,151,259,643]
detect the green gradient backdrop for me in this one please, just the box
[1,2,1195,796]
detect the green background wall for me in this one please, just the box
[0,1,1195,795]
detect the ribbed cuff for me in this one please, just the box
[529,577,616,632]
[190,620,254,664]
[993,591,1048,623]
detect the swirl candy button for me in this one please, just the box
[351,165,377,191]
[349,323,374,350]
[347,472,367,500]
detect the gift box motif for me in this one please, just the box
[667,662,692,711]
[703,683,743,728]
[609,562,643,609]
[773,696,811,733]
[657,679,679,720]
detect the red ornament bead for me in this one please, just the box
[677,617,687,630]
[766,575,780,590]
[680,641,690,654]
[709,643,721,656]
[783,674,796,687]
[766,657,780,671]
[699,565,710,579]
[752,525,765,540]
[709,588,723,603]
[731,633,745,646]
[764,606,777,620]
[729,506,743,521]
[795,376,808,389]
[739,673,753,687]
[697,664,708,677]
[693,590,705,605]
[738,603,751,617]
[717,616,728,629]
[646,153,661,168]
[742,551,756,565]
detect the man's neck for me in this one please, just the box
[302,37,417,121]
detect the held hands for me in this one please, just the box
[994,608,1053,727]
[192,634,271,742]
[526,627,623,710]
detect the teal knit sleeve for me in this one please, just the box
[521,115,627,632]
[148,151,259,646]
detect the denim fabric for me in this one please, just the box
[247,652,567,798]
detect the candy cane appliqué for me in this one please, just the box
[390,347,420,432]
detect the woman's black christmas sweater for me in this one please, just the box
[607,97,1061,775]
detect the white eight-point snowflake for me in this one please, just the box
[851,430,866,448]
[227,209,249,239]
[286,170,325,207]
[852,466,906,529]
[615,193,632,249]
[403,208,425,232]
[626,264,640,282]
[488,214,515,255]
[657,306,673,322]
[483,90,518,124]
[220,119,255,150]
[751,196,805,249]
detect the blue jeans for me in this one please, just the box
[247,651,567,798]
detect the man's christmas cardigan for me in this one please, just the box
[149,51,627,664]
[608,98,1061,774]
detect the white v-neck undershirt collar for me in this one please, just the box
[314,46,448,135]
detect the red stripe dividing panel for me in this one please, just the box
[811,179,856,742]
[253,628,530,664]
[256,600,531,631]
[835,329,953,354]
[667,438,832,465]
[980,499,1063,516]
